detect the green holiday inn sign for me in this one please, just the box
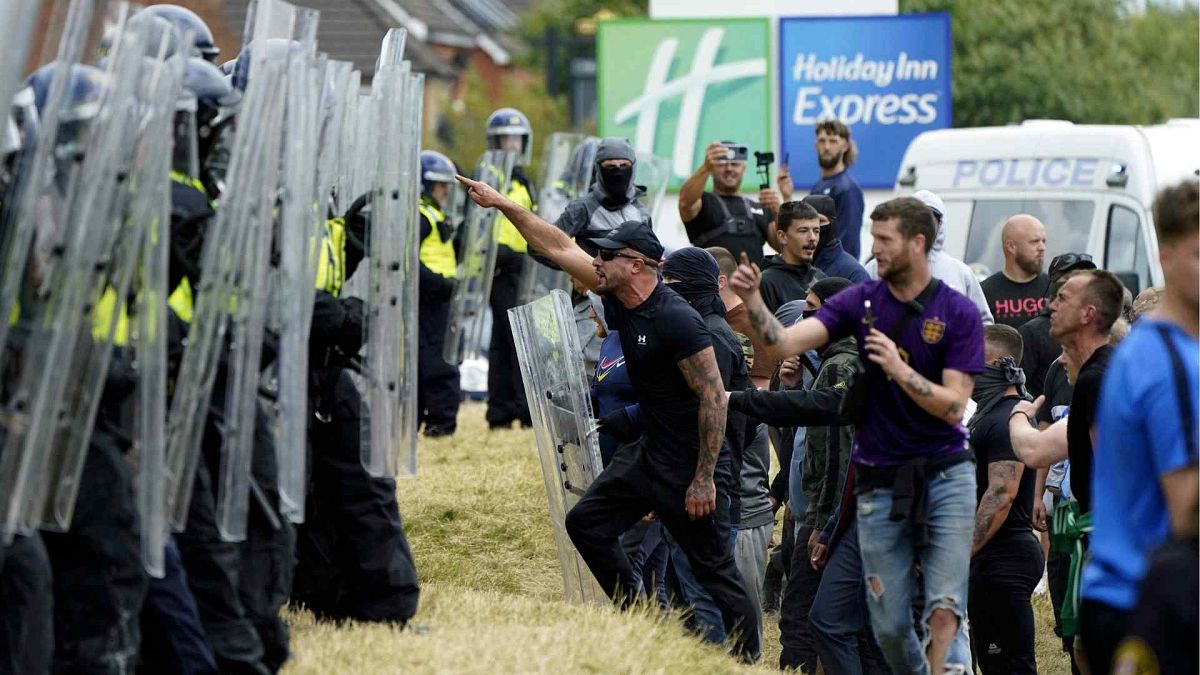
[597,18,772,191]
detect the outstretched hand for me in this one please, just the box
[455,174,507,209]
[729,251,763,300]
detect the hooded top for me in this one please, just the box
[662,247,725,318]
[759,255,826,313]
[864,214,994,325]
[552,137,650,255]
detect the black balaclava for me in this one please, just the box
[969,355,1029,430]
[662,247,725,318]
[594,137,637,207]
[803,194,838,253]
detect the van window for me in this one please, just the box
[1105,205,1151,292]
[963,200,1094,278]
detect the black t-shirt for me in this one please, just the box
[981,272,1049,329]
[971,396,1037,543]
[703,312,750,521]
[1019,314,1060,399]
[602,283,721,483]
[1067,345,1113,512]
[1037,357,1073,427]
[683,192,771,266]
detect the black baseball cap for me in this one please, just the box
[802,194,837,224]
[589,220,664,261]
[1048,252,1096,281]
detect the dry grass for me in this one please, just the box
[283,402,1072,674]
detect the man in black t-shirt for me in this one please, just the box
[968,325,1043,674]
[678,141,783,266]
[981,214,1049,328]
[456,175,761,663]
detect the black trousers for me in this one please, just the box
[779,524,822,671]
[41,430,148,675]
[564,442,760,662]
[0,532,53,675]
[417,299,460,432]
[1079,598,1132,675]
[292,369,420,623]
[138,537,218,675]
[968,534,1044,675]
[486,264,529,426]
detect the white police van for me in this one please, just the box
[891,119,1200,293]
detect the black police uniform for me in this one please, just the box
[486,167,536,428]
[291,196,420,624]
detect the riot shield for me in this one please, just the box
[442,149,516,365]
[635,150,671,225]
[0,1,42,122]
[509,289,606,604]
[359,29,422,478]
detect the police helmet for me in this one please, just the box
[486,107,532,166]
[182,57,241,113]
[232,39,303,92]
[24,62,108,125]
[143,5,220,61]
[420,150,457,195]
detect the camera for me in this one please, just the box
[718,141,748,163]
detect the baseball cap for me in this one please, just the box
[1048,252,1097,281]
[589,220,664,261]
[911,189,945,221]
[802,194,837,225]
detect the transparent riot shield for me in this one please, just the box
[0,0,103,541]
[442,149,516,365]
[359,28,422,478]
[0,1,42,120]
[635,151,671,225]
[509,289,606,604]
[0,7,178,534]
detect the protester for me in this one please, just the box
[802,194,870,284]
[709,246,776,388]
[1080,180,1199,674]
[809,120,865,260]
[981,214,1050,328]
[759,201,826,311]
[1019,253,1097,401]
[551,136,651,251]
[679,141,783,266]
[731,196,984,673]
[458,169,761,661]
[968,325,1042,674]
[865,190,994,325]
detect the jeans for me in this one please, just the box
[810,519,889,675]
[789,430,807,516]
[664,529,727,644]
[856,460,976,674]
[623,520,669,608]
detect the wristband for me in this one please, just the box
[1009,410,1035,425]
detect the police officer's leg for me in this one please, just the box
[0,532,53,675]
[418,300,460,435]
[291,372,343,618]
[236,402,295,673]
[138,537,218,675]
[41,429,148,674]
[323,370,420,622]
[486,262,521,426]
[175,425,268,675]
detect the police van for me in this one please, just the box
[891,119,1200,293]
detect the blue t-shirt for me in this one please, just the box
[813,279,984,466]
[591,332,636,464]
[1082,319,1198,610]
[811,170,865,260]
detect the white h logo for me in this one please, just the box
[614,28,768,178]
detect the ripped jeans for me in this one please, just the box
[856,460,975,674]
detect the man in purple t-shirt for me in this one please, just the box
[730,196,984,674]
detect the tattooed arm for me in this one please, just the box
[972,460,1023,555]
[862,326,975,425]
[729,253,830,361]
[678,347,726,519]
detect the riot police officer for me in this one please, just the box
[417,150,461,437]
[485,108,536,429]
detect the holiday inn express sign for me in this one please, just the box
[597,18,772,191]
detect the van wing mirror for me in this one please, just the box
[1114,271,1140,296]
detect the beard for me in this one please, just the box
[879,251,914,284]
[1016,253,1043,277]
[817,152,842,170]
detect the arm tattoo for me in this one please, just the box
[943,400,962,418]
[902,370,934,397]
[746,304,782,348]
[972,460,1021,552]
[678,348,727,482]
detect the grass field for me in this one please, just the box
[283,402,1071,674]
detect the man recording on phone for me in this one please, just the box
[679,140,786,266]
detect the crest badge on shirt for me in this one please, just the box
[921,317,946,344]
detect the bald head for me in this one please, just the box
[1001,214,1047,278]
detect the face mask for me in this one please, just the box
[598,164,633,200]
[801,308,817,320]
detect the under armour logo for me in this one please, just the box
[637,334,647,345]
[614,27,768,178]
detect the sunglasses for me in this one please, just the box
[1049,253,1094,274]
[598,249,658,266]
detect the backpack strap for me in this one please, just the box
[1155,323,1198,461]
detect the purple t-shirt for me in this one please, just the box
[814,279,984,466]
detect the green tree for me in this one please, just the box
[901,0,1199,126]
